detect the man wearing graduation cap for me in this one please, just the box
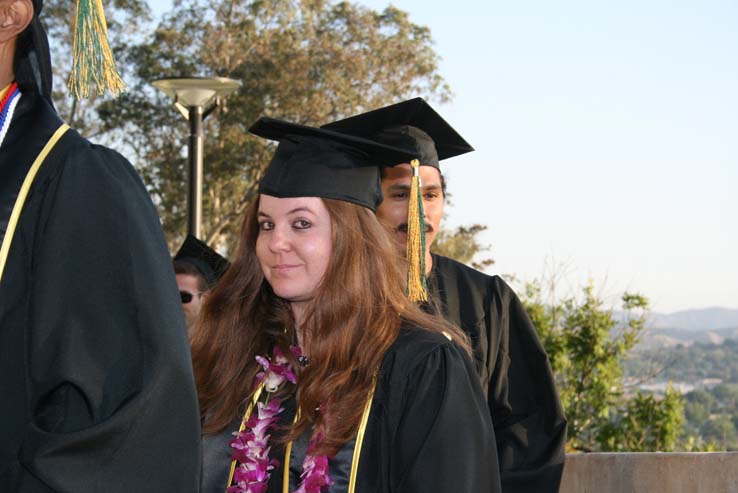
[0,1,201,490]
[323,98,567,493]
[174,234,230,333]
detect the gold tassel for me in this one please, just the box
[406,159,428,302]
[68,0,125,99]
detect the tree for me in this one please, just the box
[47,1,494,266]
[684,390,714,424]
[522,280,686,452]
[598,387,684,452]
[67,0,451,251]
[702,415,737,450]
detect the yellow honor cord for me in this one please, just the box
[0,124,70,285]
[406,159,428,302]
[68,0,125,99]
[348,373,377,492]
[0,84,10,100]
[281,410,300,493]
[282,440,293,493]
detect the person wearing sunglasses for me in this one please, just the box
[174,234,230,334]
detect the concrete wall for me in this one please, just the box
[560,452,738,493]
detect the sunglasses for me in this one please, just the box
[180,291,197,304]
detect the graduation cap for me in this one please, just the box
[321,98,473,303]
[15,0,123,102]
[249,117,419,211]
[174,235,230,288]
[320,97,474,169]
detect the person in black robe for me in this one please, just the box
[0,1,201,490]
[323,98,568,492]
[194,117,501,492]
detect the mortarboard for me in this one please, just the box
[320,97,474,169]
[320,98,474,302]
[174,235,231,288]
[249,117,418,212]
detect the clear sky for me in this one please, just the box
[149,0,738,312]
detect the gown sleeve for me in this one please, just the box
[391,339,502,493]
[14,143,202,492]
[487,279,567,493]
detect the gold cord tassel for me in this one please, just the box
[406,159,428,302]
[68,0,125,99]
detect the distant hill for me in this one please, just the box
[636,327,738,350]
[647,307,738,332]
[613,307,738,350]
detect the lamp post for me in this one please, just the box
[151,76,241,238]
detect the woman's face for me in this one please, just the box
[256,195,333,313]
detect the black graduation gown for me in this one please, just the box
[426,253,567,493]
[201,326,501,493]
[0,91,202,491]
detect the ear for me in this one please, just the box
[0,0,34,45]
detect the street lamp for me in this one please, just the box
[151,76,241,238]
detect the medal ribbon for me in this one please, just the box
[0,83,21,149]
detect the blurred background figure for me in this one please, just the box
[174,234,230,334]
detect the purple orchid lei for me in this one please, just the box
[228,345,333,493]
[295,432,333,493]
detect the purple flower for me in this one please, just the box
[294,433,333,493]
[228,394,286,493]
[255,346,298,392]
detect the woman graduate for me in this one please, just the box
[193,117,501,493]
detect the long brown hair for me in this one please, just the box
[191,196,469,455]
